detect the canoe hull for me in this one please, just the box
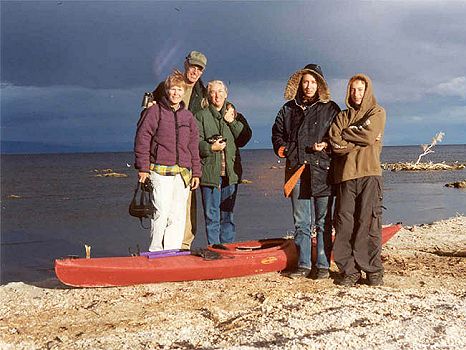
[55,224,402,287]
[55,238,298,287]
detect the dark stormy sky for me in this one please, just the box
[1,1,465,152]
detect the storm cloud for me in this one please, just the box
[1,1,465,151]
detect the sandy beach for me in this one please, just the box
[1,215,465,349]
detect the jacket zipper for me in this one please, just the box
[174,110,179,164]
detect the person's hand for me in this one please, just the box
[312,142,328,152]
[211,139,226,152]
[277,146,286,158]
[190,177,200,190]
[138,172,149,183]
[224,105,236,124]
[145,101,155,109]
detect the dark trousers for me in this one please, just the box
[333,176,383,275]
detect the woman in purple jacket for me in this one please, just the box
[134,70,201,251]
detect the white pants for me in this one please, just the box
[149,171,190,252]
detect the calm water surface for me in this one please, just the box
[1,145,465,283]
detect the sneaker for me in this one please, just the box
[287,267,311,279]
[337,272,362,286]
[367,272,384,286]
[314,268,330,280]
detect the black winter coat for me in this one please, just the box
[272,99,340,197]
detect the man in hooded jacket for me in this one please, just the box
[329,74,386,286]
[272,64,341,279]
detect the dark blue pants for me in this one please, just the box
[201,177,238,245]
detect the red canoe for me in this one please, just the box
[55,224,401,287]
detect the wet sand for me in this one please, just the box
[1,215,465,349]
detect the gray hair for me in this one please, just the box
[207,80,228,95]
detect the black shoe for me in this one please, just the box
[337,272,362,286]
[367,272,384,286]
[314,268,330,280]
[287,267,311,279]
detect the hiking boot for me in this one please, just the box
[314,268,330,280]
[287,267,311,279]
[337,272,362,286]
[367,272,384,286]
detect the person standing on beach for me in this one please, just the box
[195,80,252,245]
[134,70,201,251]
[144,51,208,249]
[328,74,386,286]
[272,64,340,279]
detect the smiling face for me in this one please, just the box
[184,63,204,85]
[350,79,366,107]
[300,73,318,100]
[167,85,185,106]
[208,81,227,110]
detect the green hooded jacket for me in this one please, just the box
[195,103,252,187]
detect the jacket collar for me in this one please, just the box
[159,96,186,111]
[208,102,226,120]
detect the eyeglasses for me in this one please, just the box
[188,65,204,73]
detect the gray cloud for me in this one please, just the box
[1,1,465,149]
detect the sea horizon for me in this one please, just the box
[1,143,466,156]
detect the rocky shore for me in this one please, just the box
[1,216,465,349]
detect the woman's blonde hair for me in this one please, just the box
[165,69,187,91]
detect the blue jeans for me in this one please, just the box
[291,181,333,270]
[201,177,238,245]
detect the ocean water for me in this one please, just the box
[1,145,465,284]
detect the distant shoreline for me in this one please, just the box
[1,143,466,156]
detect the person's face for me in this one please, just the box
[350,80,366,106]
[167,85,185,105]
[301,74,318,100]
[209,83,227,109]
[185,64,204,84]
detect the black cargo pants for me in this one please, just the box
[333,176,383,276]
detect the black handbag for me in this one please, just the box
[129,178,155,228]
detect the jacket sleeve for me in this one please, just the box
[271,106,288,156]
[134,106,159,172]
[341,107,386,146]
[195,111,213,159]
[228,113,252,148]
[188,114,202,178]
[328,110,359,156]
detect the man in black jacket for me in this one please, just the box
[143,50,208,249]
[272,64,340,279]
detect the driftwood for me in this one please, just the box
[382,162,466,172]
[93,169,128,178]
[445,180,466,189]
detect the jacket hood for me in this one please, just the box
[345,73,377,113]
[284,64,331,102]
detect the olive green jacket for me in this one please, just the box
[195,103,252,187]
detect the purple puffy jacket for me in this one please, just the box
[134,99,201,177]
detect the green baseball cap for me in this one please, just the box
[186,51,207,69]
